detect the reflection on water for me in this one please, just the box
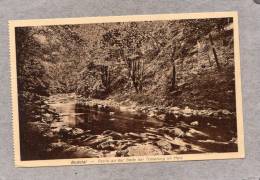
[49,102,165,134]
[48,99,237,146]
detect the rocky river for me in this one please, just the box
[24,93,238,160]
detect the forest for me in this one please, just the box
[15,17,238,160]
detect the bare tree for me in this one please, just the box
[126,55,144,93]
[209,33,221,71]
[170,42,182,91]
[100,65,111,93]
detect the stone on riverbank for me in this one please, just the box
[27,121,50,134]
[188,128,209,138]
[47,142,71,152]
[126,132,142,139]
[97,140,117,150]
[102,130,123,140]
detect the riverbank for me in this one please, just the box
[79,95,235,121]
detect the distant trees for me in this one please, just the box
[101,22,152,93]
[16,18,233,102]
[181,18,232,70]
[15,27,50,96]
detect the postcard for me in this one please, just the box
[9,11,244,167]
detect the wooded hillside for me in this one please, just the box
[16,18,235,112]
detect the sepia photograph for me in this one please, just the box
[9,12,244,167]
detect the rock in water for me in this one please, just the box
[70,128,84,137]
[157,114,166,121]
[63,145,78,153]
[59,126,73,138]
[147,111,156,117]
[188,128,209,138]
[146,128,158,133]
[127,144,163,156]
[222,109,232,115]
[169,127,185,137]
[170,107,180,111]
[182,106,193,117]
[156,140,172,151]
[82,135,112,147]
[127,132,141,139]
[190,121,199,126]
[102,130,123,140]
[102,130,113,135]
[60,127,72,133]
[109,112,115,115]
[97,140,117,150]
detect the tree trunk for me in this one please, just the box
[170,43,180,91]
[100,65,111,93]
[207,53,212,66]
[127,58,144,93]
[171,62,176,90]
[209,33,221,71]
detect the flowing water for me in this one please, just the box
[49,101,165,134]
[46,94,238,154]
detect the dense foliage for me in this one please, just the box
[16,17,234,119]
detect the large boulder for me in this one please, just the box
[168,127,185,137]
[71,146,103,158]
[81,135,112,147]
[157,114,166,121]
[190,121,199,126]
[97,140,117,150]
[156,140,172,151]
[116,149,129,157]
[70,128,85,137]
[125,132,142,139]
[59,127,85,138]
[47,142,71,152]
[182,106,193,117]
[102,130,123,140]
[187,128,209,138]
[43,113,53,123]
[59,126,73,138]
[127,144,163,156]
